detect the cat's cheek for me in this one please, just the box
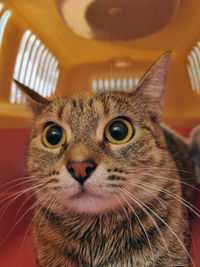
[124,173,150,197]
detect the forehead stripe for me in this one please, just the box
[58,104,65,119]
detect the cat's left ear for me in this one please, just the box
[132,52,171,120]
[14,80,51,114]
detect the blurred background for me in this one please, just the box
[0,0,199,128]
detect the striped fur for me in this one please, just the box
[189,126,200,183]
[21,53,195,266]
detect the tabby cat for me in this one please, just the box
[16,53,196,267]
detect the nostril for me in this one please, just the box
[86,165,96,176]
[68,167,75,176]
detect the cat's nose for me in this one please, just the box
[67,160,97,185]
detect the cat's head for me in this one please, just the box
[16,52,171,215]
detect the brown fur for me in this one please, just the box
[17,53,195,266]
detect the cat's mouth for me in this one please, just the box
[70,187,101,199]
[60,186,120,214]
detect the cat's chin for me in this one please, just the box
[60,190,122,214]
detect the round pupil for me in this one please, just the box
[46,126,62,145]
[109,121,128,141]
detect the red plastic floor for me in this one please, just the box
[0,129,199,267]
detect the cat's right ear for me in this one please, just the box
[14,80,51,114]
[130,52,171,120]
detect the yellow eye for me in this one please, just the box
[42,123,66,148]
[105,117,134,144]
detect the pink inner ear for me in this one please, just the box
[133,52,171,118]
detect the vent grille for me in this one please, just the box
[92,77,140,92]
[10,30,59,103]
[187,43,200,95]
[0,8,11,47]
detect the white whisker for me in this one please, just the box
[118,191,156,267]
[118,188,173,266]
[128,177,200,218]
[121,188,194,266]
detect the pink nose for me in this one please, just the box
[67,160,97,185]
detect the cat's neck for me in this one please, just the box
[34,200,176,266]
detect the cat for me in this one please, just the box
[189,126,200,183]
[15,52,197,267]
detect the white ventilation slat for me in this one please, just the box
[104,78,109,91]
[52,70,60,95]
[19,34,36,83]
[187,43,200,95]
[43,57,56,96]
[42,54,54,96]
[116,78,121,91]
[187,65,195,91]
[24,39,41,86]
[13,30,31,80]
[134,77,140,86]
[47,60,59,97]
[11,30,31,103]
[10,83,17,103]
[122,77,127,91]
[39,53,52,96]
[92,79,97,92]
[191,51,200,93]
[35,49,48,93]
[188,55,200,94]
[110,78,115,90]
[194,47,200,93]
[16,87,22,104]
[98,79,103,91]
[0,10,11,47]
[128,77,133,90]
[30,44,45,88]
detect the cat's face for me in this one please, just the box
[19,53,172,214]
